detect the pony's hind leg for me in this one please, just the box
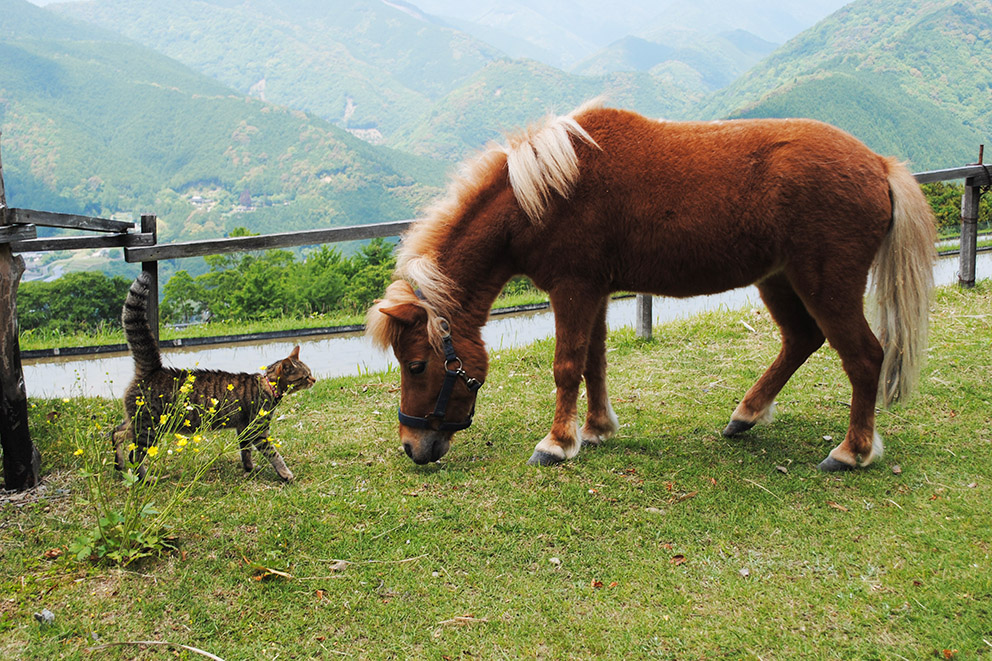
[528,288,606,466]
[581,296,619,446]
[808,305,884,471]
[724,274,825,436]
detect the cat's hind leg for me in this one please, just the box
[239,438,255,473]
[110,419,133,471]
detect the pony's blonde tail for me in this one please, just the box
[869,160,937,407]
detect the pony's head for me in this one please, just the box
[367,280,488,464]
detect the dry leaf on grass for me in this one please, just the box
[242,555,293,581]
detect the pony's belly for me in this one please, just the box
[617,261,779,299]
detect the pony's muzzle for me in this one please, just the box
[401,428,452,464]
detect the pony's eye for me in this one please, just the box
[407,361,427,375]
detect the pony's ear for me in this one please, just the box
[378,302,427,327]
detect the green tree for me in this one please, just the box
[339,238,396,312]
[17,272,131,332]
[292,245,348,315]
[160,270,207,324]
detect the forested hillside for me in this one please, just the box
[52,0,502,141]
[0,0,446,248]
[700,0,992,168]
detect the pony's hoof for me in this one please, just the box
[818,456,854,472]
[722,419,755,437]
[527,451,564,466]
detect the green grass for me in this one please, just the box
[3,282,991,659]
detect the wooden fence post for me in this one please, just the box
[0,134,40,491]
[636,293,652,340]
[140,214,160,341]
[959,180,980,288]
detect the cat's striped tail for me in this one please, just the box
[122,271,162,378]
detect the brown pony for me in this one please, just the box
[367,101,936,470]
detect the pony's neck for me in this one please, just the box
[431,226,515,335]
[445,257,514,333]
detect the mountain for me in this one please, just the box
[407,0,848,70]
[51,0,503,142]
[0,0,445,245]
[388,58,702,161]
[573,30,778,91]
[700,0,992,168]
[638,0,851,45]
[407,0,659,69]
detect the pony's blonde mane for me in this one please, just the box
[366,280,450,353]
[383,101,603,349]
[505,101,601,222]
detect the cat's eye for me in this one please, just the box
[407,361,427,375]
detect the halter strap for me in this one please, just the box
[397,319,483,432]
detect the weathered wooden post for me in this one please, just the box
[0,135,41,491]
[959,181,980,288]
[959,147,989,289]
[635,293,652,340]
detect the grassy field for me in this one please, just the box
[2,282,990,660]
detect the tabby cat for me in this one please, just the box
[113,271,315,481]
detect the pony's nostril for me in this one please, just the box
[402,443,413,458]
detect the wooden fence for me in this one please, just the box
[1,146,989,490]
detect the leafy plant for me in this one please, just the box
[67,373,262,566]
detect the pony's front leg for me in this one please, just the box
[528,290,602,466]
[581,296,618,446]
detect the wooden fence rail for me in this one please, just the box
[0,149,989,490]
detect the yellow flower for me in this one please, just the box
[210,398,219,406]
[135,396,146,407]
[258,409,270,417]
[147,446,159,458]
[73,448,84,456]
[183,419,192,427]
[127,443,137,452]
[192,435,203,444]
[62,398,70,403]
[227,384,235,391]
[159,414,169,424]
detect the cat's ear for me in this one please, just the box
[377,302,427,327]
[289,345,300,361]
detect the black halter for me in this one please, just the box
[397,319,483,432]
